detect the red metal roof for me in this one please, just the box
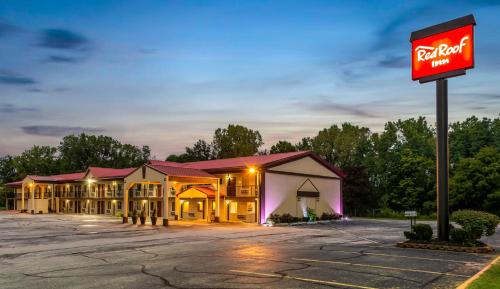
[148,151,345,178]
[5,180,23,187]
[148,165,216,179]
[177,186,225,198]
[86,167,136,179]
[28,172,86,182]
[148,160,184,167]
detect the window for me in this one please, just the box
[117,201,122,210]
[198,201,203,212]
[107,202,111,210]
[117,184,122,191]
[212,201,216,210]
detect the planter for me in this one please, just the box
[140,216,146,225]
[151,217,157,226]
[396,241,495,253]
[132,216,138,224]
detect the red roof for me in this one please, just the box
[149,151,345,178]
[148,165,216,179]
[177,186,225,198]
[148,160,184,167]
[28,172,86,182]
[5,180,23,187]
[86,167,136,179]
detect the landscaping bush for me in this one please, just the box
[403,231,417,241]
[404,224,433,242]
[268,213,281,224]
[413,224,433,241]
[306,207,317,222]
[451,210,500,242]
[290,217,300,223]
[280,213,293,223]
[320,212,342,220]
[450,228,468,244]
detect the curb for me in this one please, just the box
[456,255,500,289]
[396,242,495,253]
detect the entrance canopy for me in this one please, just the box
[177,186,226,199]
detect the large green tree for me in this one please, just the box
[58,134,150,172]
[450,146,500,214]
[13,146,60,177]
[270,140,296,154]
[449,116,497,165]
[166,139,212,163]
[212,124,263,158]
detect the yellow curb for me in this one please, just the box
[456,255,500,289]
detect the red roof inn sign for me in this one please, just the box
[410,15,476,242]
[411,15,475,83]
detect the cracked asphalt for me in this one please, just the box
[0,213,498,289]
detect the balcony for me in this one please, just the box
[227,185,257,197]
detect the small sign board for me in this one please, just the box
[404,211,417,217]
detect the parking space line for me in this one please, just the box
[319,250,484,265]
[293,258,472,278]
[229,269,379,289]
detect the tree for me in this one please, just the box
[342,165,374,215]
[212,124,263,158]
[185,140,212,161]
[450,146,500,214]
[311,123,371,169]
[449,116,495,165]
[295,137,312,151]
[0,156,17,184]
[58,134,150,171]
[270,140,296,154]
[13,146,60,178]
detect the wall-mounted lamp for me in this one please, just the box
[248,167,256,174]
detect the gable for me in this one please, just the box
[297,178,320,197]
[267,156,339,178]
[125,166,166,184]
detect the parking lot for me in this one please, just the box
[0,212,498,289]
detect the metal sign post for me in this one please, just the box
[436,79,449,240]
[410,15,475,241]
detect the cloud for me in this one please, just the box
[0,70,36,85]
[21,125,105,137]
[45,55,80,63]
[38,29,89,50]
[0,20,19,38]
[0,104,38,114]
[298,100,379,118]
[379,55,408,68]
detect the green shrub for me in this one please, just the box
[450,228,468,244]
[306,207,317,222]
[290,217,300,223]
[413,224,433,241]
[321,212,342,220]
[268,213,281,224]
[404,231,417,241]
[281,213,293,223]
[451,210,500,242]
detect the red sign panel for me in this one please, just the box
[412,24,474,80]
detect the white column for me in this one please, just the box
[51,184,54,213]
[31,185,35,213]
[21,185,25,211]
[163,176,169,226]
[215,178,220,222]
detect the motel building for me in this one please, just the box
[5,151,344,224]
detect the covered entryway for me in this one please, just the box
[177,186,222,222]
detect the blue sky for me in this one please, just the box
[1,0,499,159]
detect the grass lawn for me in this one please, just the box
[467,258,500,289]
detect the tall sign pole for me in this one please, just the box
[410,15,475,241]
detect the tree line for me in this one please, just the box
[1,116,499,216]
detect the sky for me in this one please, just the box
[1,0,499,159]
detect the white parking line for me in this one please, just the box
[229,269,380,289]
[318,249,484,265]
[294,258,472,278]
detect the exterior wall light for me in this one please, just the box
[248,167,256,174]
